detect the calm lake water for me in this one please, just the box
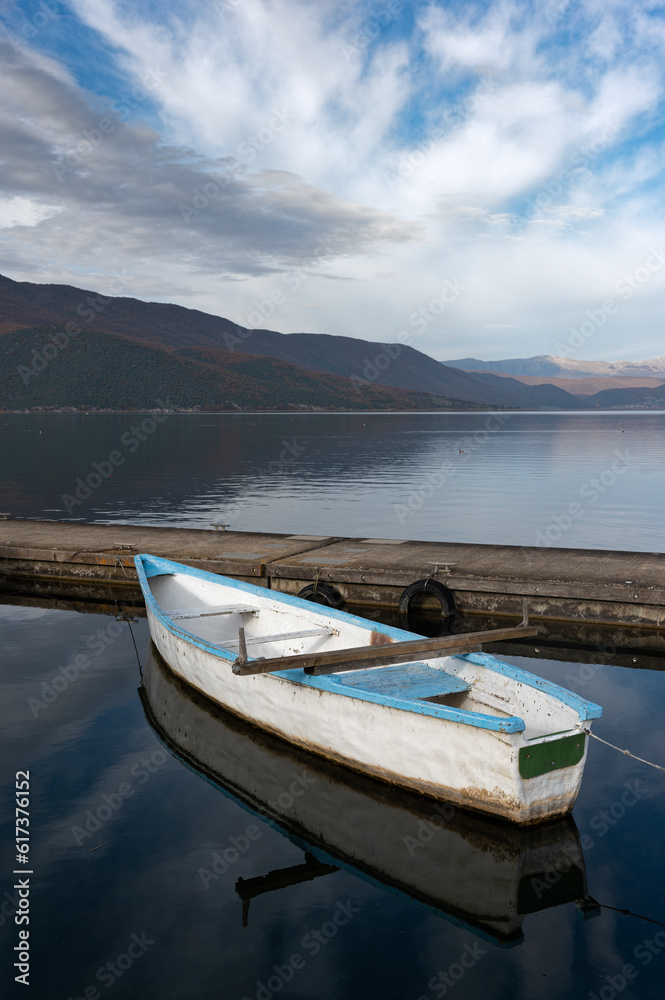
[1,410,664,550]
[2,412,665,999]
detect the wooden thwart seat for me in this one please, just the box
[167,604,259,620]
[334,662,470,700]
[222,627,336,649]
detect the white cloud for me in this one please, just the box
[1,0,665,360]
[419,0,542,78]
[0,195,60,229]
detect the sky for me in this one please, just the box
[1,0,665,363]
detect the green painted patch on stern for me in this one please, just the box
[519,733,585,780]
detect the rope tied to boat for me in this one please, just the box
[114,553,128,577]
[116,609,142,676]
[584,729,665,773]
[597,902,665,929]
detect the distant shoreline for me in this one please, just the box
[0,406,508,415]
[2,406,664,415]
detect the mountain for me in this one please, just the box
[444,354,665,379]
[583,385,665,409]
[474,373,665,395]
[0,271,241,348]
[216,333,590,408]
[1,273,662,410]
[458,371,585,408]
[0,326,473,411]
[0,273,586,409]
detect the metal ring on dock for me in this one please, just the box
[399,579,455,617]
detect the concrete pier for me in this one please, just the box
[0,518,663,630]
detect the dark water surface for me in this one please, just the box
[1,412,665,998]
[2,604,664,1000]
[1,410,664,550]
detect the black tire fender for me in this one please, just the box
[297,582,345,609]
[399,579,455,617]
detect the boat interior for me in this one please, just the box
[146,567,588,740]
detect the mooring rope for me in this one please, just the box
[114,553,128,577]
[116,611,143,676]
[584,729,665,773]
[598,902,665,929]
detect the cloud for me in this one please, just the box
[2,1,665,359]
[0,194,61,229]
[0,34,423,285]
[419,0,543,78]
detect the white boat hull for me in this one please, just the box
[136,554,602,825]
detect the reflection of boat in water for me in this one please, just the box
[141,642,599,947]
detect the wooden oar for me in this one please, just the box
[232,624,538,676]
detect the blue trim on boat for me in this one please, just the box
[134,554,601,732]
[462,653,602,722]
[136,553,411,640]
[135,554,524,732]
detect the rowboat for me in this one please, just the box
[135,553,602,825]
[141,642,599,946]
